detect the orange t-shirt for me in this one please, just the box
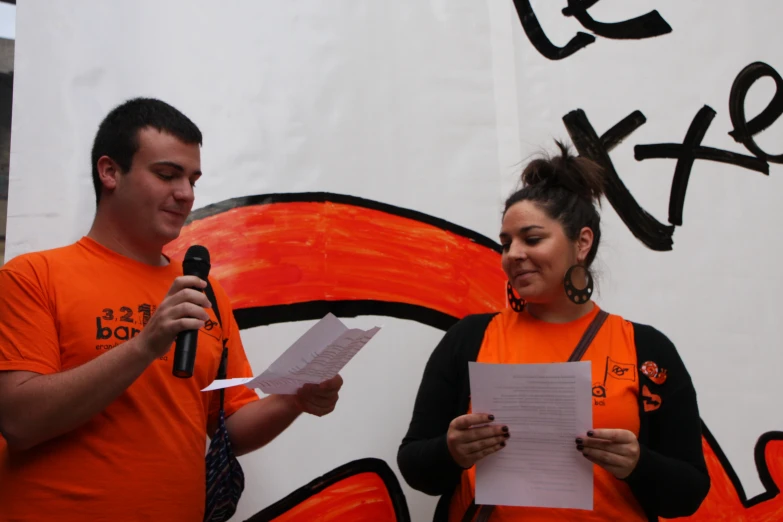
[0,237,259,522]
[449,306,647,522]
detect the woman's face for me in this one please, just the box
[500,200,592,304]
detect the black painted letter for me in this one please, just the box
[635,106,768,227]
[562,0,672,40]
[513,0,595,60]
[563,109,675,251]
[728,62,783,163]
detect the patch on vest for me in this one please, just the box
[640,360,668,385]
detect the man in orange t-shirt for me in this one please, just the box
[0,98,343,521]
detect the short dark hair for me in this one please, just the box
[504,140,605,267]
[90,97,202,205]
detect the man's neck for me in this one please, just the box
[87,212,167,267]
[526,297,594,324]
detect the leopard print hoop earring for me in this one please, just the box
[564,265,593,304]
[506,281,525,312]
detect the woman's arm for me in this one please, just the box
[397,314,496,496]
[625,323,710,518]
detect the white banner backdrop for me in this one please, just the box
[8,1,783,520]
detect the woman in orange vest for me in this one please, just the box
[397,142,709,521]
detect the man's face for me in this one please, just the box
[109,127,202,247]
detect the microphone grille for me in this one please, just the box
[184,245,210,265]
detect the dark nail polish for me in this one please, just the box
[500,441,506,447]
[587,431,594,437]
[503,432,510,438]
[502,425,509,433]
[488,415,495,421]
[575,438,583,444]
[576,444,584,451]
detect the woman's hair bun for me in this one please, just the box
[520,140,605,204]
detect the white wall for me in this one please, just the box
[9,1,783,520]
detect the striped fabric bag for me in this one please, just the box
[203,283,245,522]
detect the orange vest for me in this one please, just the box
[449,306,647,521]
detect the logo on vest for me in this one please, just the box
[94,304,156,355]
[592,383,607,406]
[607,357,637,382]
[640,360,668,385]
[96,317,141,341]
[591,357,638,406]
[94,304,220,359]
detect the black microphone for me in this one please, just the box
[172,245,211,378]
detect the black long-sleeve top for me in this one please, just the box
[397,313,710,521]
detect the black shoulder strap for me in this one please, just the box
[204,281,222,329]
[463,309,609,522]
[205,280,229,410]
[568,310,609,362]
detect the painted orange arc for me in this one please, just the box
[165,200,508,320]
[663,436,782,521]
[165,196,782,521]
[267,472,399,522]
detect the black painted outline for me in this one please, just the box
[234,301,458,332]
[242,457,411,522]
[562,1,672,40]
[511,0,672,62]
[563,109,676,251]
[701,423,782,507]
[635,105,768,227]
[566,105,770,250]
[186,192,500,332]
[729,62,783,164]
[565,62,783,251]
[187,192,501,254]
[512,0,595,61]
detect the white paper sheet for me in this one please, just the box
[203,314,380,394]
[468,361,594,510]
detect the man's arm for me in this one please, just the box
[0,338,157,451]
[0,276,211,452]
[225,375,342,456]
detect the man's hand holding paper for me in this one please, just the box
[284,374,344,417]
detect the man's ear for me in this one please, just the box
[96,156,121,193]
